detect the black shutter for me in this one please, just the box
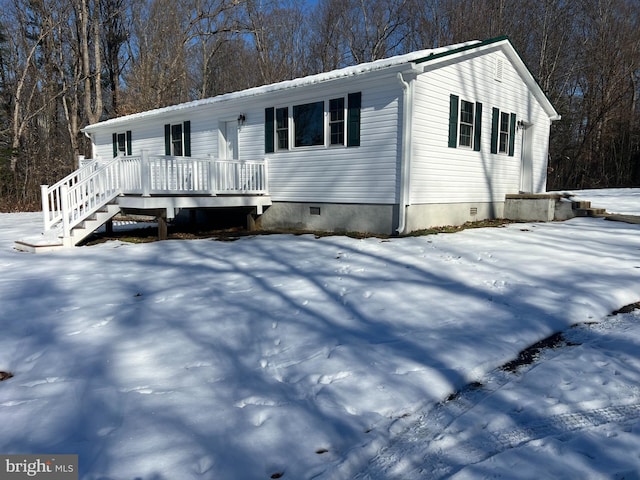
[448,94,459,148]
[183,121,191,157]
[491,108,499,154]
[265,108,274,153]
[347,92,361,147]
[126,130,132,156]
[473,102,482,152]
[164,124,171,155]
[508,113,517,156]
[112,133,118,158]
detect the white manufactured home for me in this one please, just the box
[17,36,560,252]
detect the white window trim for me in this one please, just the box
[498,111,510,154]
[272,95,352,151]
[328,97,346,147]
[458,99,475,149]
[170,123,184,156]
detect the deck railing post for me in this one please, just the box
[263,157,269,193]
[40,185,49,231]
[208,154,217,196]
[60,184,70,240]
[141,150,150,197]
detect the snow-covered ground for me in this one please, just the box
[0,189,639,480]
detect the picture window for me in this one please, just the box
[264,92,361,153]
[293,101,324,147]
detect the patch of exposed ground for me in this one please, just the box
[83,218,517,246]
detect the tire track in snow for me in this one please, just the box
[353,371,512,480]
[411,402,640,480]
[356,315,640,480]
[495,403,640,448]
[359,393,640,480]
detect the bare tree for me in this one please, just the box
[122,0,244,111]
[100,0,131,116]
[241,0,313,85]
[341,0,410,63]
[308,0,349,72]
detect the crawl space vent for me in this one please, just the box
[470,207,478,216]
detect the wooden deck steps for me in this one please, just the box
[14,203,121,253]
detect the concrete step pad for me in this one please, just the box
[575,207,607,217]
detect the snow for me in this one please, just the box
[0,189,639,479]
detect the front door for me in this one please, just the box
[222,121,239,160]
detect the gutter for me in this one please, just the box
[395,69,419,235]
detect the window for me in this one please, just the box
[264,92,361,153]
[448,94,482,151]
[329,98,345,146]
[164,121,191,156]
[171,124,183,156]
[491,108,516,156]
[117,134,127,154]
[112,131,132,157]
[276,107,289,150]
[499,112,510,153]
[459,100,475,148]
[293,101,324,147]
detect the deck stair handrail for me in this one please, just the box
[41,159,102,231]
[40,153,269,244]
[42,157,122,238]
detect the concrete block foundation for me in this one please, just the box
[258,202,395,235]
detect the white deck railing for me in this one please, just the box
[41,159,102,231]
[41,153,269,235]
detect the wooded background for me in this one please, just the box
[0,0,638,211]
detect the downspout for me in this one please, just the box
[396,70,415,235]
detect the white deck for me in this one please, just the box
[16,153,270,252]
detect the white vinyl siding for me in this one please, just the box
[263,81,400,204]
[410,50,551,204]
[91,78,400,205]
[88,44,555,212]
